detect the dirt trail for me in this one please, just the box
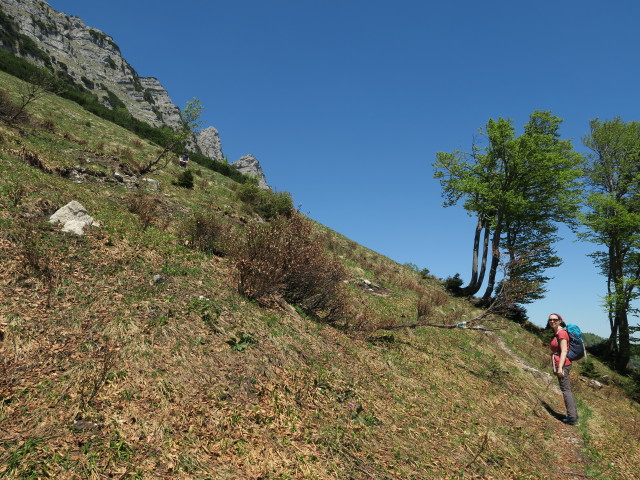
[487,332,590,479]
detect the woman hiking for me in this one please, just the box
[548,313,578,425]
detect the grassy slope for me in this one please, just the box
[1,70,639,479]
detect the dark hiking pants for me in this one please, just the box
[558,365,578,419]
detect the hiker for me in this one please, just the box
[548,313,578,425]
[179,154,189,168]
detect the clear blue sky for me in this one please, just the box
[45,0,640,337]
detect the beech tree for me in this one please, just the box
[580,117,640,372]
[433,110,582,303]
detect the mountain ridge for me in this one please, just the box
[0,0,270,188]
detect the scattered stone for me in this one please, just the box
[49,200,100,236]
[354,278,392,297]
[580,377,604,390]
[142,178,161,191]
[152,274,165,284]
[72,419,100,432]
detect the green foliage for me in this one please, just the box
[0,6,50,65]
[226,331,257,351]
[433,111,583,303]
[187,151,249,183]
[579,358,600,378]
[580,117,640,371]
[105,88,125,109]
[443,273,463,294]
[582,332,606,347]
[404,262,431,279]
[142,88,155,104]
[173,169,194,189]
[0,49,246,182]
[236,181,293,220]
[138,98,203,175]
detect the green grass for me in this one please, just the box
[2,68,640,480]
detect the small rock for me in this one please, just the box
[72,419,99,432]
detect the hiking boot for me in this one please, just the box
[561,416,579,425]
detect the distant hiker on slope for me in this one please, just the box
[179,154,189,168]
[548,313,578,425]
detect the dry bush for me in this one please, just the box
[132,138,144,149]
[7,183,27,207]
[71,339,120,411]
[417,289,448,319]
[128,191,159,230]
[12,221,61,307]
[345,304,388,333]
[235,213,350,323]
[318,230,339,252]
[114,145,134,162]
[0,88,29,124]
[39,118,56,133]
[63,131,79,143]
[182,211,231,256]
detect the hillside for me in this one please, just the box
[1,70,640,479]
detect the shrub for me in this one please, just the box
[579,358,600,379]
[236,182,293,220]
[497,303,529,324]
[443,273,463,294]
[0,87,28,124]
[174,170,194,189]
[39,118,56,132]
[128,191,159,230]
[416,289,449,319]
[234,213,349,323]
[182,212,230,256]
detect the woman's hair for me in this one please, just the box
[548,313,566,328]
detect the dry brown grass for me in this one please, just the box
[1,79,639,479]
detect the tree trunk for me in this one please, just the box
[616,310,631,371]
[609,240,631,372]
[460,214,489,296]
[482,216,503,300]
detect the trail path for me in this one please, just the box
[487,332,590,480]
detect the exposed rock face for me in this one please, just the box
[0,0,272,188]
[196,127,223,160]
[231,155,269,190]
[0,0,181,128]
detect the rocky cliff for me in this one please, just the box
[231,154,270,190]
[196,126,224,161]
[0,0,271,186]
[0,0,181,128]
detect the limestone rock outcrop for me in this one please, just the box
[0,0,272,188]
[231,155,269,190]
[196,127,224,160]
[0,0,181,128]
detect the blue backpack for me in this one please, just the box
[562,324,586,361]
